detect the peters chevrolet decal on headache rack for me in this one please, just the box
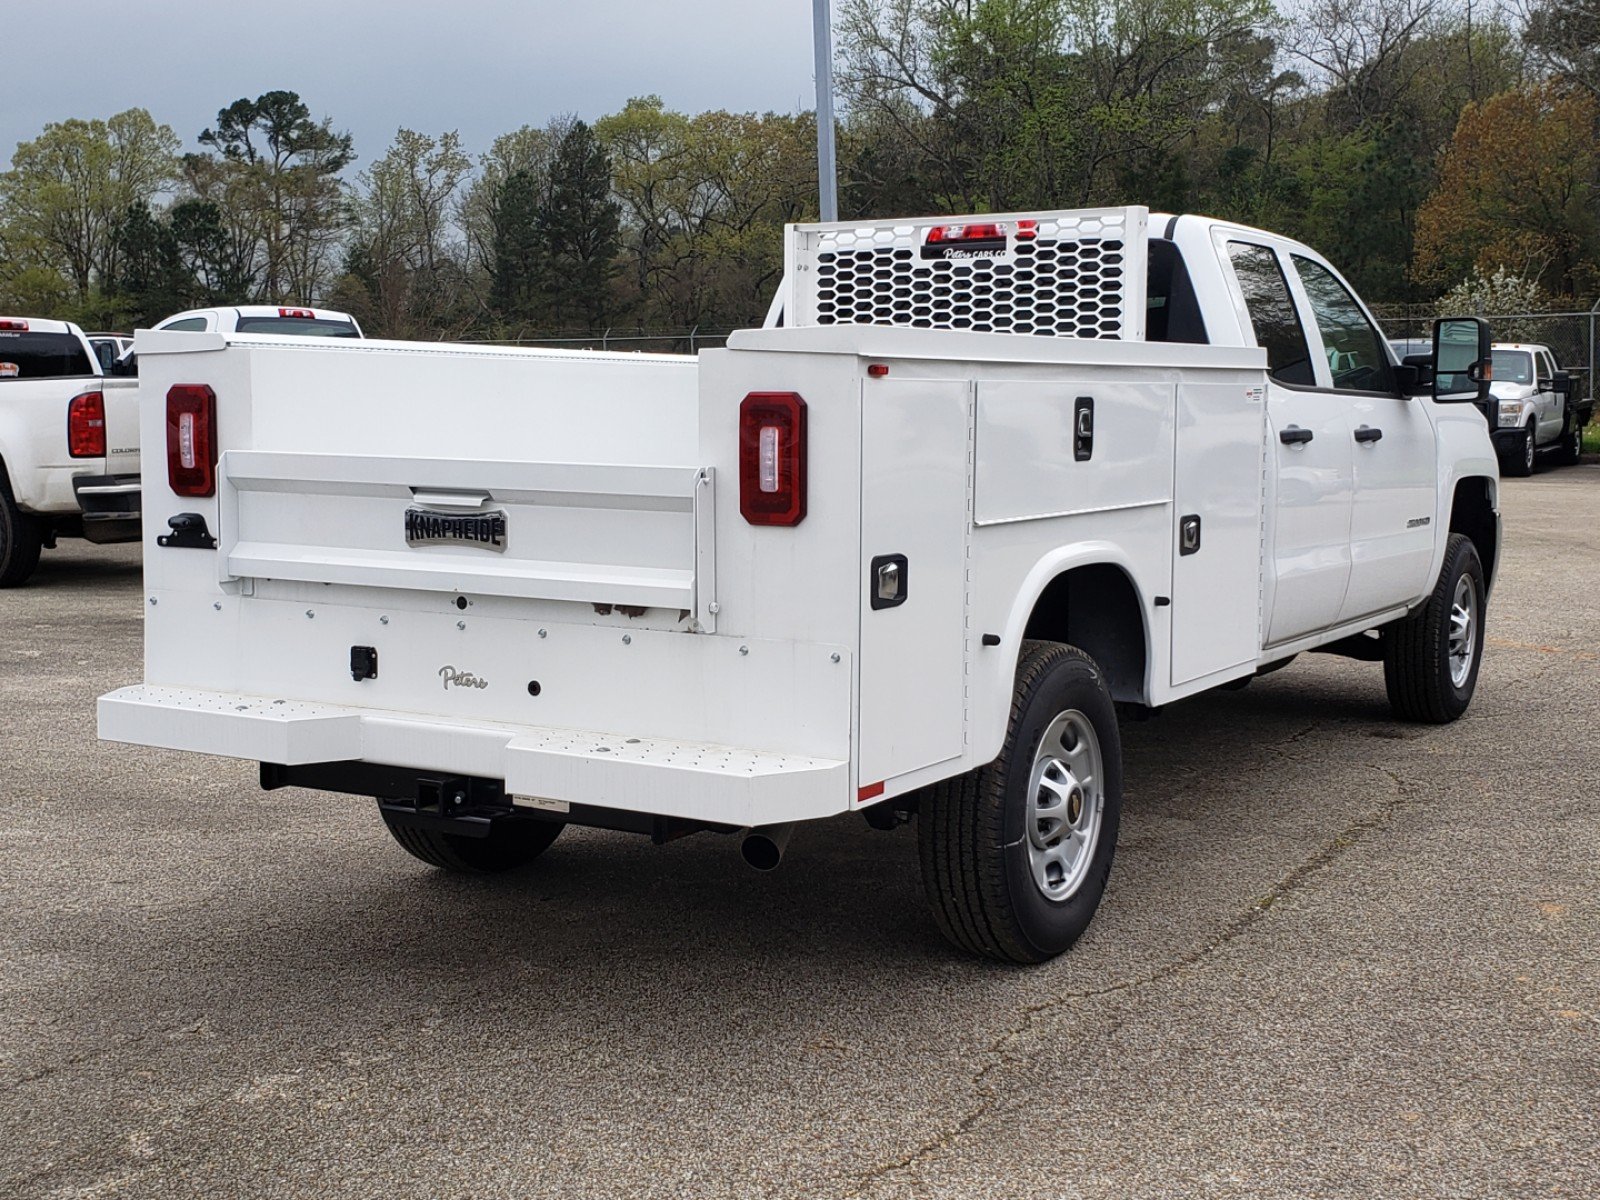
[404,507,508,552]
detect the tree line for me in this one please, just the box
[2,0,1596,342]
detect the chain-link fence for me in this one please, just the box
[1372,304,1598,402]
[463,307,1600,403]
[457,328,737,356]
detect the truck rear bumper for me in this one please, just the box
[72,474,142,543]
[98,684,851,827]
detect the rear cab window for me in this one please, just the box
[233,316,360,338]
[1225,242,1314,386]
[162,318,208,332]
[0,331,95,380]
[1492,350,1533,385]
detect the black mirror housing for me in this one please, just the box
[1433,317,1492,404]
[1553,373,1573,397]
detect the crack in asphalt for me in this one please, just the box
[840,757,1418,1198]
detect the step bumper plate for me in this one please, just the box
[99,684,851,826]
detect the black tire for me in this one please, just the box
[379,807,564,873]
[1503,423,1535,476]
[1556,421,1583,466]
[0,468,44,588]
[918,641,1123,963]
[1382,533,1486,724]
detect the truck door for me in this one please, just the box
[857,377,970,788]
[1288,254,1437,624]
[1224,240,1355,646]
[1537,349,1563,441]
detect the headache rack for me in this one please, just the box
[772,206,1150,342]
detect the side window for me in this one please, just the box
[162,317,207,332]
[1226,242,1314,386]
[1539,351,1556,384]
[1146,240,1208,344]
[1290,256,1397,394]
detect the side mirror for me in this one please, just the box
[1553,373,1573,397]
[1433,317,1491,404]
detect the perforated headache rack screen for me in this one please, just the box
[778,207,1150,341]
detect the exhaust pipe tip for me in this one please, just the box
[739,822,794,871]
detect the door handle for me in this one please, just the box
[1279,426,1313,445]
[1354,425,1384,444]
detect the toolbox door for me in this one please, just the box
[857,378,971,788]
[1169,378,1266,685]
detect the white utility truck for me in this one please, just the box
[0,317,141,585]
[99,209,1501,962]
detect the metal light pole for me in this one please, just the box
[813,0,838,222]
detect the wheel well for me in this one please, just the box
[1449,476,1497,591]
[1022,563,1148,703]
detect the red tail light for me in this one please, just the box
[739,392,807,526]
[166,385,217,497]
[67,391,106,457]
[278,307,315,319]
[0,318,29,331]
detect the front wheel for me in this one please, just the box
[1503,423,1536,476]
[1382,534,1486,723]
[380,807,564,873]
[918,641,1123,963]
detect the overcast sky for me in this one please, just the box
[0,0,823,172]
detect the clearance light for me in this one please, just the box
[0,318,29,331]
[278,307,315,319]
[926,223,1007,246]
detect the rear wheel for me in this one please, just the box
[1556,421,1584,466]
[918,641,1122,963]
[0,471,44,588]
[1382,534,1486,723]
[379,807,564,873]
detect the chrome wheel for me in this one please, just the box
[1524,427,1536,472]
[1026,710,1104,901]
[1448,574,1477,689]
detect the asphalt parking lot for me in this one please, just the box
[2,469,1597,1200]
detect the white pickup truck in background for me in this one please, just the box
[151,305,363,339]
[1484,342,1590,474]
[99,208,1502,962]
[0,317,140,586]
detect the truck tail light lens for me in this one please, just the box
[166,384,217,497]
[926,222,1008,247]
[739,392,806,526]
[278,307,315,319]
[67,391,106,457]
[0,318,29,331]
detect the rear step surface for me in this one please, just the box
[99,685,849,825]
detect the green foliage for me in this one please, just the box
[0,6,1592,334]
[0,109,179,301]
[191,90,355,304]
[534,121,621,330]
